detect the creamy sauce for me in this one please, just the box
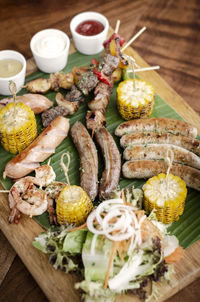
[0,59,23,78]
[34,35,66,57]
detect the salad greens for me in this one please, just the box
[33,187,173,301]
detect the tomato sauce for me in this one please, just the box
[76,20,104,36]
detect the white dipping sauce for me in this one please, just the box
[34,35,66,57]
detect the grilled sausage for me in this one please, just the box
[95,127,121,199]
[0,94,53,114]
[120,132,200,156]
[115,118,197,138]
[4,116,69,179]
[122,160,200,191]
[70,122,98,201]
[123,144,200,170]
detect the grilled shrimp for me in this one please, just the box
[45,182,66,224]
[35,164,56,187]
[8,176,48,223]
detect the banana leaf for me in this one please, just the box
[0,51,199,249]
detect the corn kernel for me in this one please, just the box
[0,102,37,154]
[56,185,93,226]
[143,173,187,224]
[117,79,155,120]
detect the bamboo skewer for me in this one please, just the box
[134,66,160,72]
[121,26,146,52]
[115,19,120,34]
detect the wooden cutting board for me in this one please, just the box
[0,29,200,302]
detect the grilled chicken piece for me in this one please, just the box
[25,72,74,93]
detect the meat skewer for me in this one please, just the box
[94,127,121,199]
[70,122,98,201]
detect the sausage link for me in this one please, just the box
[115,118,197,138]
[4,116,69,179]
[120,132,200,156]
[95,127,121,199]
[123,144,200,170]
[122,160,200,191]
[70,122,98,201]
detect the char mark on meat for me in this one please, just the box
[100,54,119,76]
[41,106,69,128]
[86,110,106,133]
[65,85,84,103]
[114,38,129,67]
[88,80,113,112]
[77,71,99,95]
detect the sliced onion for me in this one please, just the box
[86,198,146,247]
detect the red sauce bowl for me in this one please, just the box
[70,12,109,55]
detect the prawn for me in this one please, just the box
[45,182,66,224]
[9,176,48,224]
[34,164,56,187]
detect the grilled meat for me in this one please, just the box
[65,85,84,103]
[88,81,113,112]
[115,118,197,138]
[70,122,98,201]
[41,106,69,128]
[95,127,121,199]
[77,71,99,95]
[100,54,119,76]
[86,110,106,134]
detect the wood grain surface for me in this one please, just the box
[0,0,200,301]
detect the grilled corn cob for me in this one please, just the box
[0,102,37,154]
[143,173,187,224]
[56,185,93,226]
[117,79,155,120]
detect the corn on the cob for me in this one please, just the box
[143,173,187,224]
[56,185,93,226]
[0,102,37,154]
[117,79,155,120]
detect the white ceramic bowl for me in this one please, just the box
[30,29,70,73]
[0,50,26,96]
[70,11,109,55]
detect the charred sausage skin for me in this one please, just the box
[70,122,98,201]
[122,160,200,191]
[115,118,197,138]
[95,127,121,199]
[120,132,200,156]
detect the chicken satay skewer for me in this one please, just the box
[121,26,146,52]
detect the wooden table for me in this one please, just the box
[0,0,200,301]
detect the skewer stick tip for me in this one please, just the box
[121,26,147,52]
[115,20,120,34]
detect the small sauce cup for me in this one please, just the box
[30,29,70,73]
[70,11,109,55]
[0,50,26,96]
